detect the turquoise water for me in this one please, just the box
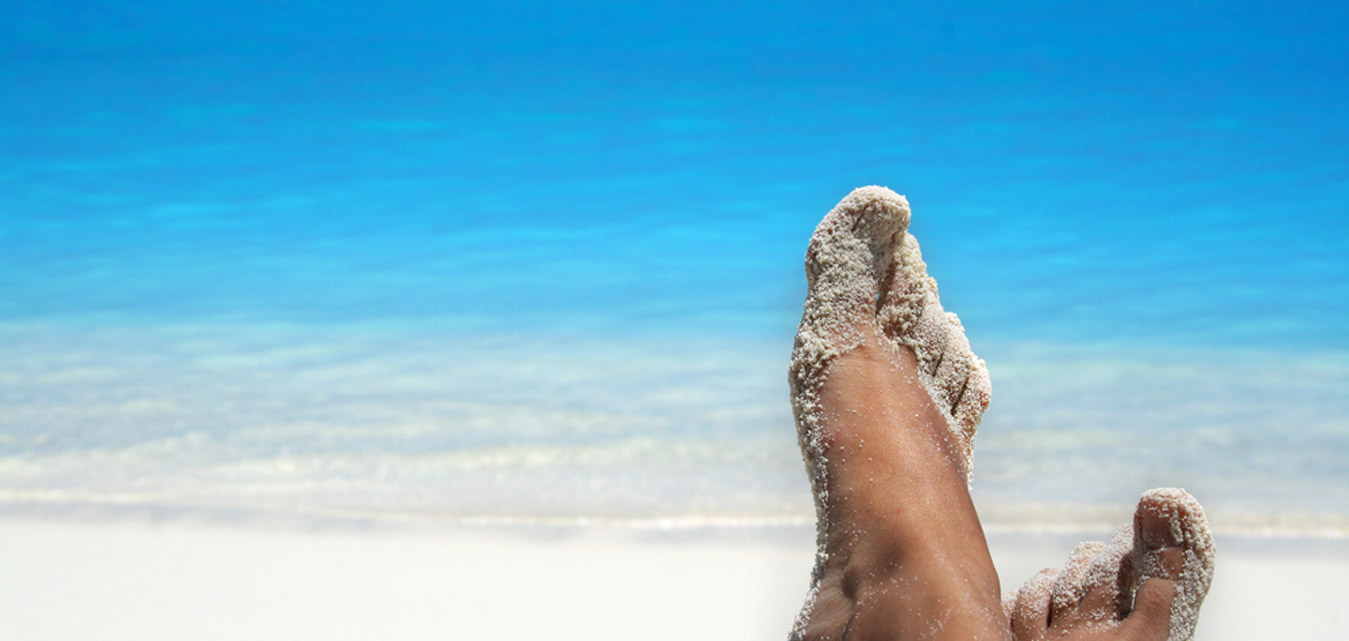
[2,3,1347,532]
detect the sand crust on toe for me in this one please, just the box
[1050,539,1113,617]
[1009,488,1216,641]
[1138,487,1216,641]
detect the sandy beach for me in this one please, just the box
[2,517,1344,640]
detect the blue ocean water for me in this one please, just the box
[2,2,1347,532]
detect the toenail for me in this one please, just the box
[1138,507,1182,548]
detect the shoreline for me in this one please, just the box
[4,497,1348,542]
[2,516,1346,640]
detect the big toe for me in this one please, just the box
[1124,488,1216,641]
[795,187,911,361]
[804,186,910,290]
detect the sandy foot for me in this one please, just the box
[788,186,994,639]
[1007,488,1216,641]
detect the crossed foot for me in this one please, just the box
[788,187,1216,641]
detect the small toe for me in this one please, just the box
[910,294,953,375]
[1089,526,1136,619]
[1013,567,1057,639]
[1076,580,1127,626]
[952,358,991,435]
[876,233,931,337]
[1001,589,1019,622]
[1050,540,1107,621]
[933,314,977,411]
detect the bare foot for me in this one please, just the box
[1007,488,1216,641]
[788,187,997,640]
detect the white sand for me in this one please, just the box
[1,518,1343,640]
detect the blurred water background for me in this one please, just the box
[2,2,1347,534]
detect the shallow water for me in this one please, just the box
[2,2,1347,533]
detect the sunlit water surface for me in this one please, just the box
[2,2,1347,534]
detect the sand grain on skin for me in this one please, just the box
[788,186,992,639]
